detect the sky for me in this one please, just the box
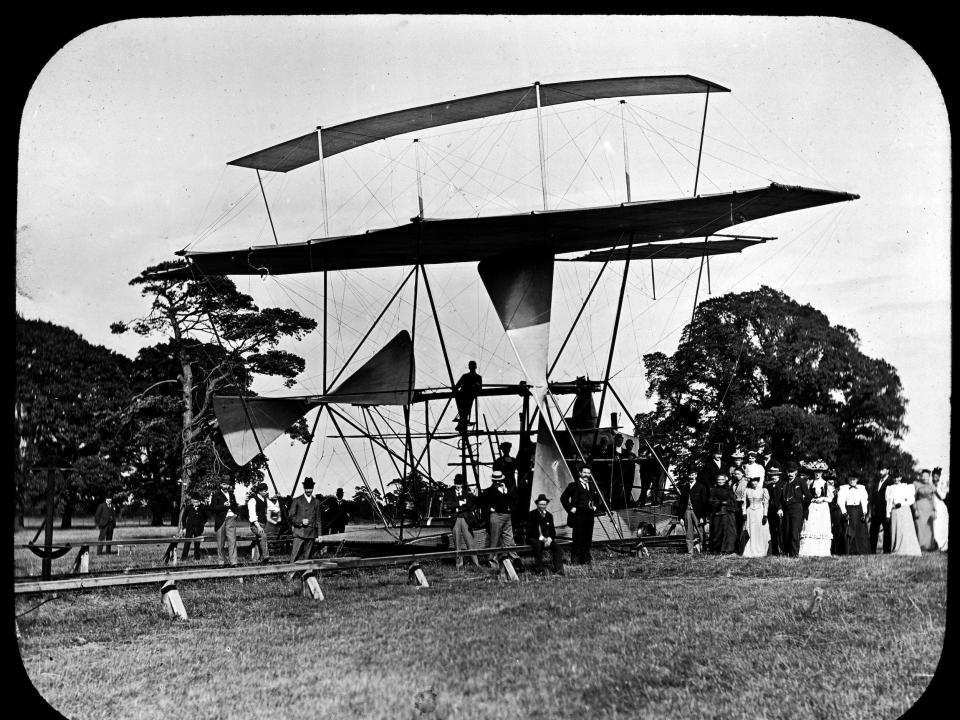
[16,15,950,496]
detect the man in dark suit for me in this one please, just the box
[323,487,350,535]
[560,465,598,564]
[868,465,892,554]
[180,494,207,561]
[454,361,482,433]
[677,470,710,553]
[779,462,811,557]
[93,496,116,555]
[289,477,323,561]
[698,447,729,489]
[527,493,564,575]
[764,464,785,556]
[209,478,240,566]
[619,439,638,507]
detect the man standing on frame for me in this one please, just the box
[93,496,116,555]
[289,477,322,561]
[454,360,482,433]
[561,465,597,564]
[209,478,239,567]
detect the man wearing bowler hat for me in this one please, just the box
[289,477,323,562]
[446,474,481,568]
[764,463,785,556]
[527,493,564,575]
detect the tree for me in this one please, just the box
[638,286,914,478]
[112,261,317,525]
[15,316,134,527]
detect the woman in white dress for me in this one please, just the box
[886,474,921,555]
[931,467,948,552]
[798,460,833,556]
[741,475,770,557]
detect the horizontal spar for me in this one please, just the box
[14,559,338,595]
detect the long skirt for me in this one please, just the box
[843,505,870,555]
[914,498,936,550]
[799,502,832,556]
[932,496,949,551]
[890,505,920,555]
[710,512,737,554]
[741,506,770,557]
[829,505,845,555]
[890,506,921,555]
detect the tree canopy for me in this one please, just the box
[112,261,317,524]
[15,315,134,526]
[637,286,914,478]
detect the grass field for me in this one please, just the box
[14,546,948,720]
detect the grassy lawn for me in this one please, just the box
[15,550,947,720]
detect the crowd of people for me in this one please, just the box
[169,477,351,566]
[676,447,950,558]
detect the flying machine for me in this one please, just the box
[153,75,857,552]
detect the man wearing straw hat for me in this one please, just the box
[481,470,519,566]
[527,493,565,575]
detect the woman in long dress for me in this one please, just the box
[913,469,937,550]
[708,473,738,554]
[931,467,949,551]
[799,460,833,557]
[741,476,770,557]
[827,474,845,555]
[837,474,870,554]
[886,474,921,555]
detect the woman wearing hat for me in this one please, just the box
[527,494,564,575]
[799,460,833,556]
[886,473,921,555]
[708,473,737,554]
[913,469,937,551]
[741,474,770,557]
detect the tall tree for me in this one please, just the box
[638,286,914,478]
[112,261,317,525]
[15,316,134,527]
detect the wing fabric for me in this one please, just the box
[227,75,728,173]
[214,331,413,466]
[529,408,576,522]
[478,255,554,388]
[169,185,856,279]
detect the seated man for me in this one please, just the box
[527,493,564,575]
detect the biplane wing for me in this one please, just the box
[227,75,729,173]
[169,184,856,278]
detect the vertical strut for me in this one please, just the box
[256,169,280,245]
[414,139,425,219]
[317,127,330,236]
[593,238,634,451]
[619,100,632,202]
[692,236,711,324]
[535,82,549,210]
[693,87,711,197]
